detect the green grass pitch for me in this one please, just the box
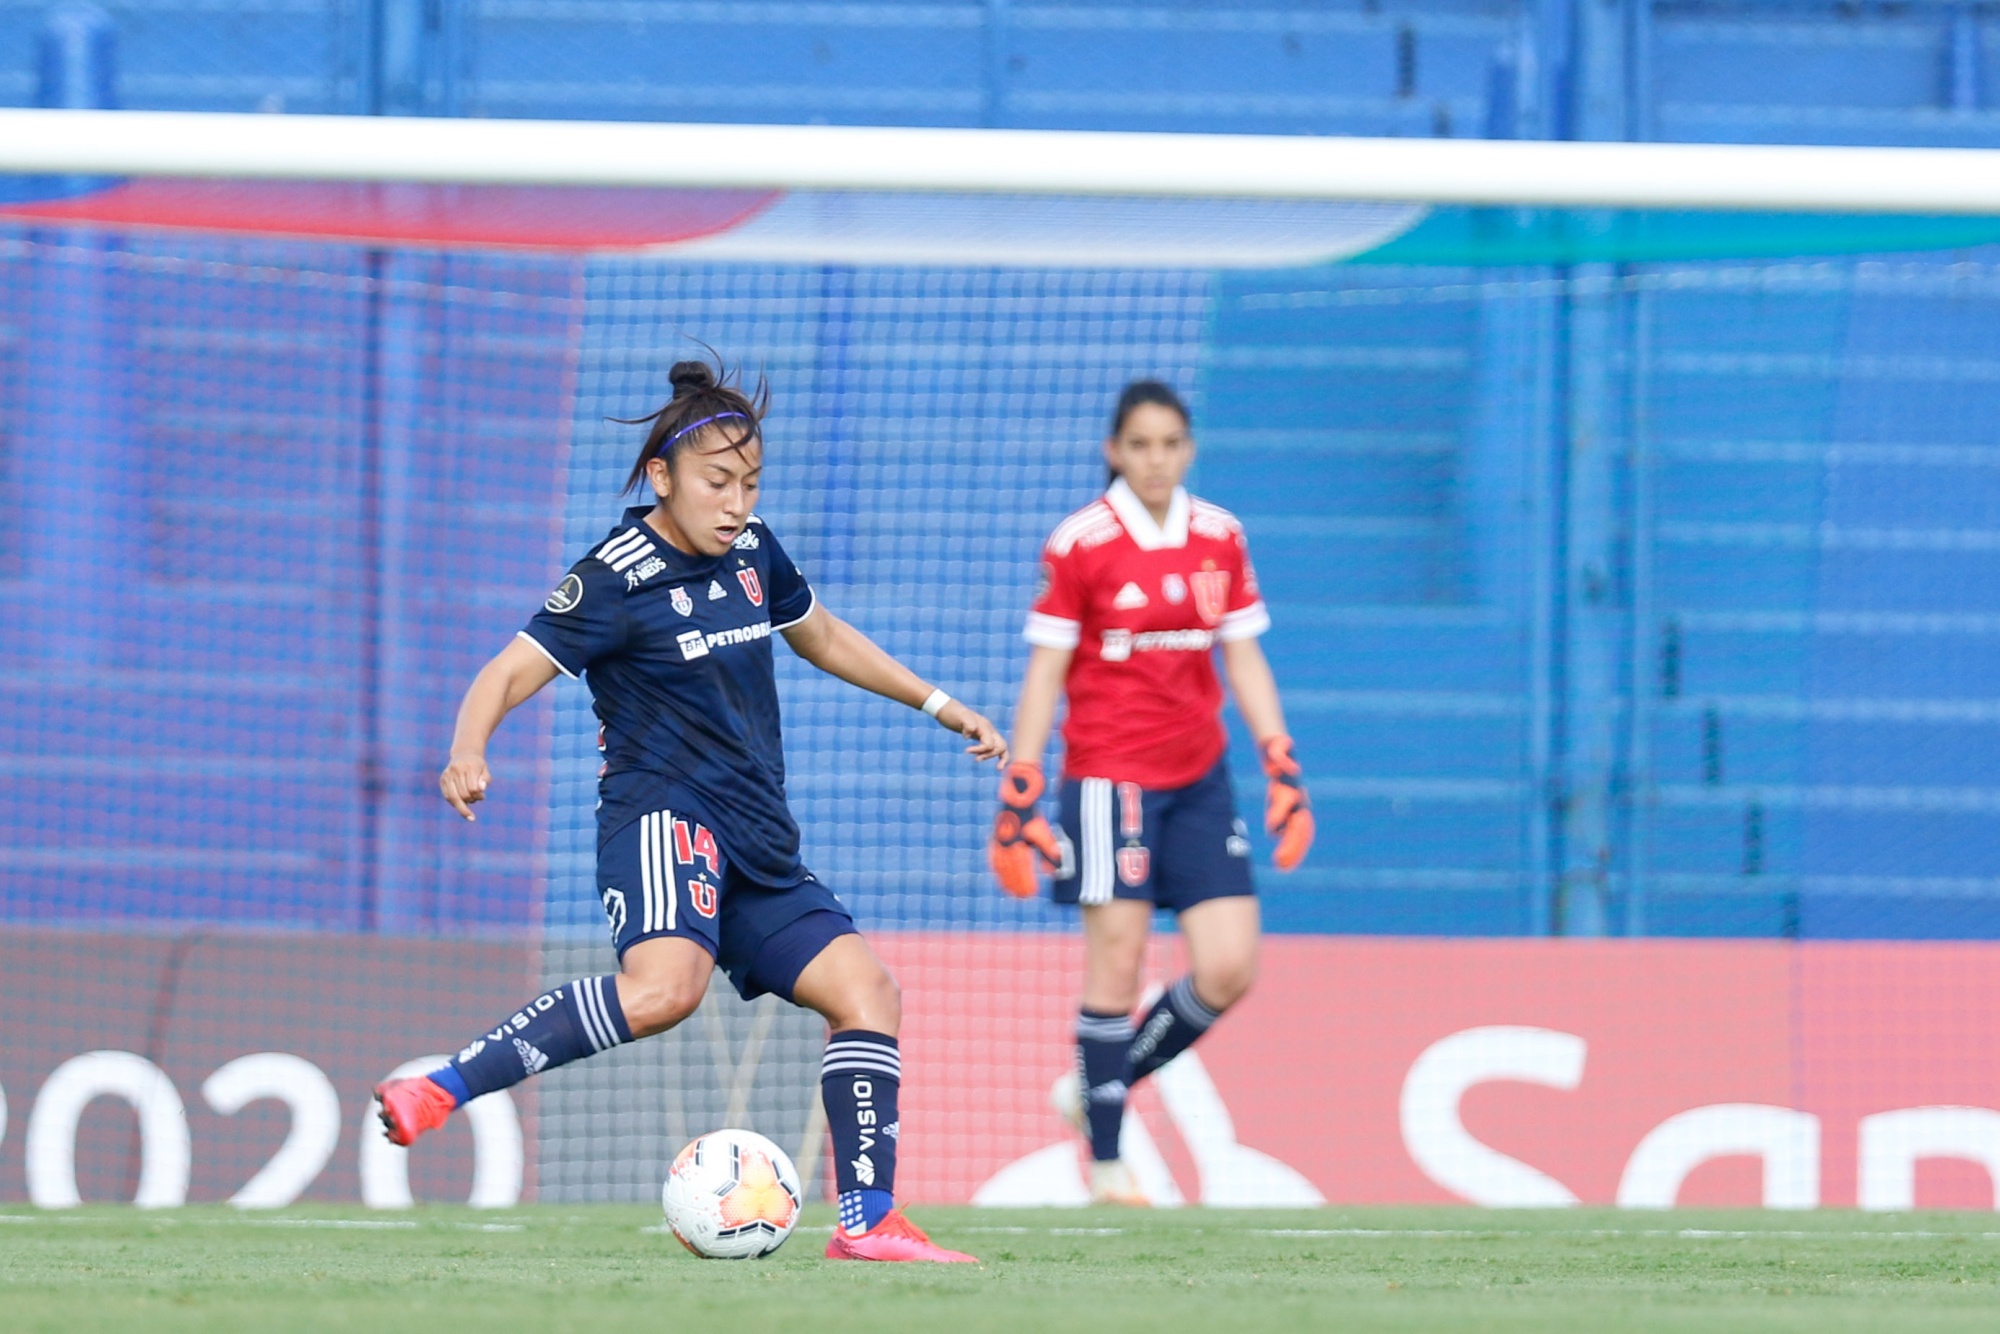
[6,1205,2000,1332]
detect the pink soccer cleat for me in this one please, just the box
[374,1074,457,1148]
[824,1208,978,1263]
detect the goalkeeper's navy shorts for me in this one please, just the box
[596,807,855,1002]
[1052,758,1255,910]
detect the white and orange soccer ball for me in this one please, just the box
[661,1129,804,1259]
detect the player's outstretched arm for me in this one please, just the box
[1221,636,1315,871]
[987,645,1071,897]
[439,636,561,821]
[780,604,1006,762]
[1006,645,1071,771]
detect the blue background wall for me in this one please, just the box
[5,1,2000,940]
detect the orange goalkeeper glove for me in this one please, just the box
[989,761,1062,898]
[1260,735,1315,872]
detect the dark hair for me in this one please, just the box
[1105,379,1191,484]
[1110,379,1190,438]
[614,354,769,495]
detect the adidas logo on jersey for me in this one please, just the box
[707,579,728,600]
[1113,581,1149,610]
[513,1037,549,1075]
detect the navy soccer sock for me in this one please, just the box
[822,1030,900,1234]
[430,976,633,1106]
[1076,1008,1134,1162]
[1128,976,1224,1083]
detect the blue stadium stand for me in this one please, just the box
[0,245,576,932]
[1640,267,2000,937]
[1197,266,1538,936]
[7,1,2000,941]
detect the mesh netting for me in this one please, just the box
[6,216,2000,1208]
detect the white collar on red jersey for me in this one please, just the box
[1104,477,1190,550]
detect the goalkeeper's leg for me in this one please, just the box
[1128,896,1258,1083]
[1071,899,1150,1204]
[1127,762,1259,1086]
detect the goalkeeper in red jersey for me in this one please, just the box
[990,380,1314,1205]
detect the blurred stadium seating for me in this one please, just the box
[6,1,2000,946]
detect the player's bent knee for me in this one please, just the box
[616,975,705,1038]
[835,966,900,1034]
[1196,959,1256,1011]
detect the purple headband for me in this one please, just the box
[663,411,752,452]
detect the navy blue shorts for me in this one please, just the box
[1052,758,1255,911]
[597,809,855,1003]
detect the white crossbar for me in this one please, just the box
[5,109,2000,214]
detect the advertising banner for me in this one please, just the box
[6,930,2000,1210]
[881,935,2000,1210]
[0,930,537,1206]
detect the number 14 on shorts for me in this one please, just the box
[602,812,721,943]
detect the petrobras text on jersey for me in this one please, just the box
[1099,627,1215,661]
[679,619,775,660]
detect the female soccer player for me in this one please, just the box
[375,358,1001,1263]
[989,380,1314,1205]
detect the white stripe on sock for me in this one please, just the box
[572,979,608,1052]
[821,1050,902,1069]
[587,976,621,1050]
[820,1059,903,1079]
[823,1042,900,1062]
[1169,977,1222,1028]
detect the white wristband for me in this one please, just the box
[920,688,952,719]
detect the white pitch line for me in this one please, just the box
[960,1226,1128,1236]
[641,1223,834,1236]
[1676,1229,2000,1241]
[1250,1227,2000,1241]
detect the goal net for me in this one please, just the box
[7,114,2000,1212]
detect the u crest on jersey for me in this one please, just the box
[735,568,764,607]
[1191,569,1231,626]
[670,585,694,617]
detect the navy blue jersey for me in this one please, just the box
[520,507,817,885]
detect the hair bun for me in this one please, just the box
[668,360,717,396]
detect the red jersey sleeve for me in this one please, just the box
[1024,540,1087,650]
[1216,526,1271,642]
